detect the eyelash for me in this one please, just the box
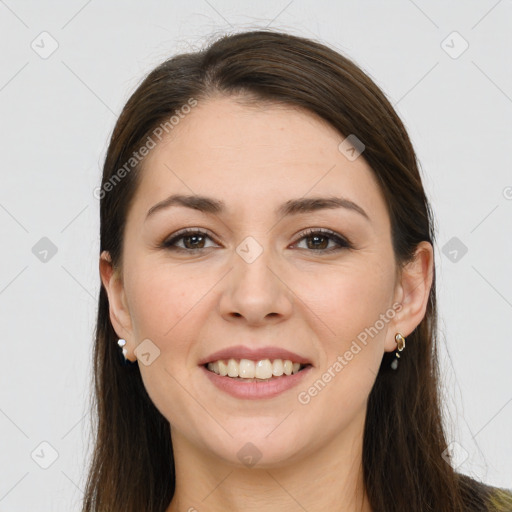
[160,227,353,254]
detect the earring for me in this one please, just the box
[117,339,136,366]
[390,332,406,370]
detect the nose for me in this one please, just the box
[218,242,293,327]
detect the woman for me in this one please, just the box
[84,29,512,511]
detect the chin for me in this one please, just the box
[200,426,309,469]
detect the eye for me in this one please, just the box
[161,228,218,252]
[292,228,352,253]
[160,227,352,253]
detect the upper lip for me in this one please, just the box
[198,345,312,366]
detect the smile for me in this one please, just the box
[201,360,313,399]
[205,358,309,381]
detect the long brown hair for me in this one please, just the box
[83,29,504,511]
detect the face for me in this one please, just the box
[102,95,418,468]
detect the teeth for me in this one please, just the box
[227,359,238,377]
[207,358,305,379]
[255,359,273,379]
[218,360,228,376]
[272,359,284,376]
[239,359,255,378]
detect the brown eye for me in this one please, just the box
[293,228,352,253]
[161,227,352,254]
[162,229,217,252]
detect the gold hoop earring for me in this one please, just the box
[391,332,406,370]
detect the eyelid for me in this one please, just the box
[162,227,218,247]
[161,227,352,252]
[292,227,353,251]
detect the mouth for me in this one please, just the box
[201,358,313,400]
[204,358,312,382]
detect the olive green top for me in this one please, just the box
[488,486,512,511]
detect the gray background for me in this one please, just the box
[0,1,511,510]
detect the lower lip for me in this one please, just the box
[200,365,312,400]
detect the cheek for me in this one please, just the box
[125,265,208,426]
[292,267,393,436]
[295,261,396,413]
[297,260,395,341]
[125,261,207,342]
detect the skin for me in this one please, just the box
[100,95,433,512]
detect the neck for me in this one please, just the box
[166,410,372,512]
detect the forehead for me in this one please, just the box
[153,96,352,170]
[128,96,388,225]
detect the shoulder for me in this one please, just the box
[457,473,512,512]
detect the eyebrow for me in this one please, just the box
[145,194,370,221]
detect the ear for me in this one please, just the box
[99,251,136,362]
[385,241,434,352]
